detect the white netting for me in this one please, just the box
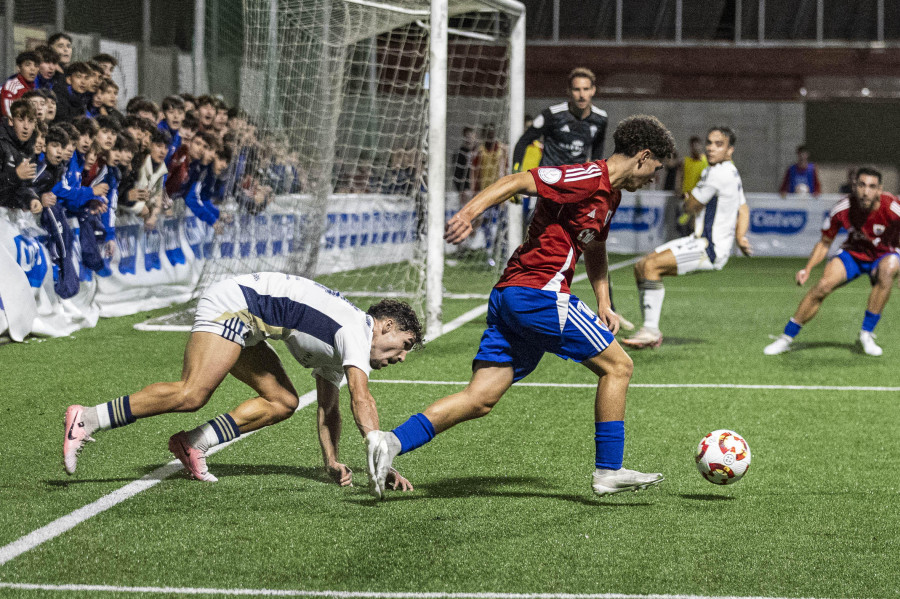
[147,0,521,331]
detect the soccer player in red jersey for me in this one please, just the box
[764,167,900,356]
[366,115,676,499]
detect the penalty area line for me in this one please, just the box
[370,380,900,392]
[0,583,842,599]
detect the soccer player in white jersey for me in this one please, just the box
[622,126,752,349]
[63,273,422,489]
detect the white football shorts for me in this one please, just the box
[654,235,729,275]
[191,279,255,347]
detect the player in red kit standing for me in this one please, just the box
[764,167,900,356]
[365,115,676,499]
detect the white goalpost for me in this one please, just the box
[141,0,524,337]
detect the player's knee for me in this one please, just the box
[177,384,214,412]
[271,393,299,420]
[878,257,899,282]
[606,351,634,381]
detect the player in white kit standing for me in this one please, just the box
[623,126,753,348]
[63,272,422,490]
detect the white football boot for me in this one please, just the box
[621,327,662,349]
[764,334,793,355]
[859,331,883,356]
[592,468,664,496]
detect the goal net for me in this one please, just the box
[140,0,523,336]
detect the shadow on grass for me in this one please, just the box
[658,337,707,347]
[349,475,654,507]
[679,493,736,501]
[45,463,330,487]
[789,341,861,354]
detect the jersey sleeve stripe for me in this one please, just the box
[830,199,850,216]
[564,172,603,182]
[890,202,900,217]
[549,102,569,113]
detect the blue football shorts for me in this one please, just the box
[474,286,616,382]
[836,250,900,285]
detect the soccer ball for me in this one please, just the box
[695,429,751,485]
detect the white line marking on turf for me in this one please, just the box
[0,583,844,599]
[0,390,318,567]
[1,258,640,567]
[370,380,900,392]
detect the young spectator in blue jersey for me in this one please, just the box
[53,62,92,123]
[91,132,137,251]
[56,117,108,215]
[33,46,60,91]
[159,95,185,163]
[82,115,120,186]
[183,137,225,232]
[2,51,39,119]
[0,100,39,212]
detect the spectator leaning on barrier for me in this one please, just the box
[780,144,821,197]
[2,51,39,118]
[131,128,172,230]
[159,95,186,163]
[0,100,39,213]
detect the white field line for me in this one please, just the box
[370,380,900,392]
[0,258,638,567]
[0,390,318,567]
[0,583,845,599]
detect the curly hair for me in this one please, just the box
[367,299,424,348]
[612,115,676,160]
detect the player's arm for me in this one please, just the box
[582,239,620,335]
[315,374,352,486]
[344,366,414,491]
[796,235,834,285]
[683,191,705,215]
[445,171,536,244]
[735,203,752,256]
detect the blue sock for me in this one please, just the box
[392,413,436,455]
[595,420,625,470]
[784,319,802,338]
[862,310,881,333]
[208,413,241,443]
[106,395,137,429]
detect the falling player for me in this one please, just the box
[764,167,900,356]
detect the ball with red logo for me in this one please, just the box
[695,429,751,485]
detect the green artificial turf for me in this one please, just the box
[0,256,897,598]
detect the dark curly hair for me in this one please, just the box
[367,299,424,348]
[612,115,676,160]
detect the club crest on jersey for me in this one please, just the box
[874,224,885,235]
[538,167,562,184]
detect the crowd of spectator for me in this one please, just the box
[0,33,323,298]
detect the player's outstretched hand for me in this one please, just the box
[386,467,413,492]
[737,236,753,256]
[327,461,354,487]
[599,306,621,336]
[795,268,810,286]
[444,213,473,245]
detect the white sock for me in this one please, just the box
[186,423,220,453]
[639,281,665,331]
[88,405,105,433]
